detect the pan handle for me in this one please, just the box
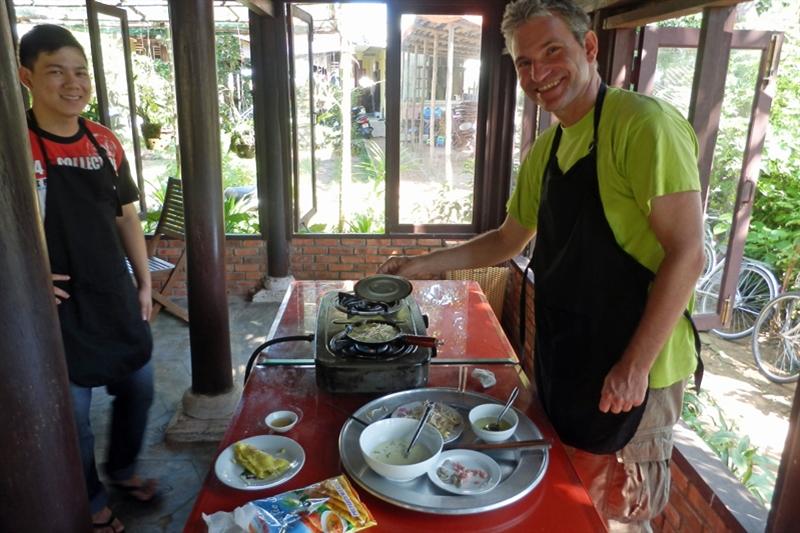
[402,335,440,348]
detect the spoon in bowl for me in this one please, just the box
[404,401,434,458]
[484,387,519,431]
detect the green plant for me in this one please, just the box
[412,182,474,224]
[82,98,100,122]
[223,195,259,234]
[682,388,778,506]
[345,210,384,233]
[132,53,174,138]
[298,222,329,233]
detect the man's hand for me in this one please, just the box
[52,273,71,304]
[377,256,415,277]
[138,286,152,321]
[598,361,648,414]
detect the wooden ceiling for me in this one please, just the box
[401,15,482,61]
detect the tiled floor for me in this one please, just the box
[89,296,280,532]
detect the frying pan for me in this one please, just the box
[354,274,412,303]
[345,319,438,348]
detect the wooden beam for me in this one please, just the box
[168,0,233,395]
[429,32,438,150]
[768,363,800,530]
[688,6,735,208]
[239,0,274,17]
[604,0,740,29]
[250,10,289,274]
[0,5,91,530]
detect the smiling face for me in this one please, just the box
[19,46,91,129]
[512,14,599,126]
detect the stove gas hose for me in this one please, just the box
[243,334,315,384]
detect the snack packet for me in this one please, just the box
[203,475,377,533]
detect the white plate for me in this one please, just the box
[427,449,502,495]
[392,401,465,443]
[214,435,305,491]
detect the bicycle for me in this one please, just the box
[751,246,800,383]
[696,258,779,339]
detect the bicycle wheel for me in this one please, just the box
[698,261,779,339]
[752,293,800,383]
[700,238,717,284]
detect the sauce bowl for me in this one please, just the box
[265,410,299,432]
[468,403,519,443]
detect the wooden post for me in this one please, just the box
[168,0,233,396]
[0,7,90,531]
[429,32,438,151]
[250,9,290,276]
[418,41,427,144]
[445,23,455,158]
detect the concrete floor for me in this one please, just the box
[88,296,280,532]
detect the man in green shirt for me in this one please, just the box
[379,0,704,529]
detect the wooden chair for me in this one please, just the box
[144,177,188,322]
[445,266,510,319]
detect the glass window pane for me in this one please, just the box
[97,14,137,183]
[510,85,527,195]
[399,14,483,225]
[294,3,387,234]
[651,47,697,118]
[291,14,315,225]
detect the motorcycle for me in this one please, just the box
[351,106,374,138]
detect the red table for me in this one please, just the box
[261,280,518,363]
[184,281,605,532]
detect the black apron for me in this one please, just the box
[531,84,657,454]
[32,114,152,387]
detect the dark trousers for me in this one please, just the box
[69,361,154,513]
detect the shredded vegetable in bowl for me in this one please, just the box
[393,402,465,441]
[348,322,398,343]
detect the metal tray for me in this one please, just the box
[338,388,548,515]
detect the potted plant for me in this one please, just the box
[133,53,174,150]
[137,97,165,150]
[227,106,256,159]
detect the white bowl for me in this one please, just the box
[359,418,443,482]
[468,403,519,443]
[265,410,299,433]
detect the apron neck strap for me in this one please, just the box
[588,82,607,152]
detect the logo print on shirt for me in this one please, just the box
[55,155,105,170]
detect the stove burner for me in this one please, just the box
[336,292,402,315]
[329,330,416,360]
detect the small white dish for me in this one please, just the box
[265,410,299,432]
[468,403,519,443]
[427,449,502,495]
[214,435,304,490]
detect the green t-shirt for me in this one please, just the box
[508,87,700,388]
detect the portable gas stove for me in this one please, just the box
[315,285,436,394]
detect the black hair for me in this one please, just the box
[18,24,87,69]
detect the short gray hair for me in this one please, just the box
[501,0,592,56]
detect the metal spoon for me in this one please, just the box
[484,387,519,431]
[404,400,434,458]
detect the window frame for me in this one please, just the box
[283,0,509,237]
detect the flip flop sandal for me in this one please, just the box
[111,478,161,503]
[92,512,125,532]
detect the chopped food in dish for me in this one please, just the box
[435,459,489,489]
[348,322,398,343]
[394,402,464,440]
[233,442,290,479]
